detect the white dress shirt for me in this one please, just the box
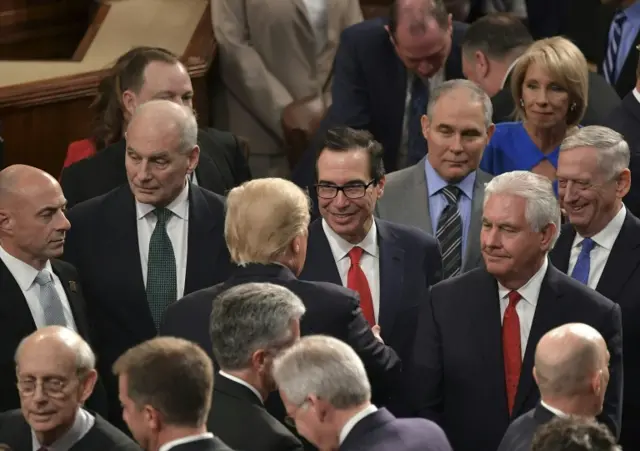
[32,408,94,451]
[218,370,264,403]
[497,258,548,359]
[567,205,626,290]
[633,88,640,104]
[159,433,215,451]
[302,0,328,55]
[540,400,569,418]
[0,245,78,331]
[339,404,378,445]
[136,182,190,299]
[322,219,380,323]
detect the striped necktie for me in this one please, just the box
[603,11,627,85]
[436,186,462,279]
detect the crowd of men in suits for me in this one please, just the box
[1,0,640,450]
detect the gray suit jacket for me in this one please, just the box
[376,158,492,273]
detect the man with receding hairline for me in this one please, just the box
[497,323,611,451]
[0,164,106,415]
[64,99,232,429]
[0,326,139,451]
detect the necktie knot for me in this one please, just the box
[154,208,172,226]
[580,237,596,254]
[507,291,522,308]
[348,246,364,265]
[615,11,627,25]
[35,270,53,286]
[440,186,461,205]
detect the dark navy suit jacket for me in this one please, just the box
[411,265,623,451]
[340,408,452,451]
[299,218,442,413]
[291,18,467,208]
[496,403,556,451]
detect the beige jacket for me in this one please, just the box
[211,0,363,156]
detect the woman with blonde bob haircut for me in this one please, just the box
[480,37,589,192]
[225,178,311,275]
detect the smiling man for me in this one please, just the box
[377,79,494,276]
[410,171,623,451]
[299,126,442,414]
[63,100,232,430]
[550,125,640,449]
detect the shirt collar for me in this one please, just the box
[572,205,626,251]
[540,400,569,418]
[32,408,94,451]
[633,88,640,104]
[497,257,548,308]
[0,245,54,291]
[158,433,214,451]
[218,371,264,404]
[339,405,378,445]
[136,181,190,221]
[501,58,521,89]
[321,218,378,262]
[424,157,476,200]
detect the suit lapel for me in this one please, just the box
[0,259,37,336]
[549,225,575,273]
[376,220,405,335]
[194,148,225,195]
[302,219,342,284]
[184,186,226,294]
[595,211,640,301]
[512,266,563,417]
[291,0,317,65]
[409,158,433,234]
[623,92,640,126]
[463,172,487,271]
[50,260,91,341]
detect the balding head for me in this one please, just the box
[0,165,70,269]
[534,323,609,416]
[15,327,97,445]
[125,99,199,207]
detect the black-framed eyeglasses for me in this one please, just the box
[315,180,376,199]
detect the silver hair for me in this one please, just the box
[484,171,561,248]
[272,335,371,409]
[426,79,494,129]
[560,126,630,181]
[14,328,96,375]
[210,283,306,370]
[132,100,198,154]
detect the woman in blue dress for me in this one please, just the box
[480,36,589,187]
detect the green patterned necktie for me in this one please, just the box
[146,207,177,330]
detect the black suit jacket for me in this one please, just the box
[550,210,640,449]
[0,258,107,415]
[208,375,302,451]
[63,184,232,425]
[492,70,620,127]
[60,128,251,209]
[496,403,555,451]
[605,93,640,218]
[0,409,140,451]
[411,265,623,451]
[160,263,401,411]
[167,437,234,451]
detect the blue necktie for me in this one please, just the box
[603,11,627,85]
[570,238,595,285]
[407,76,429,166]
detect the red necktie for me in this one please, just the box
[503,290,522,415]
[347,247,375,326]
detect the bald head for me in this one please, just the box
[0,165,60,207]
[534,323,608,398]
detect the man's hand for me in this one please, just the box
[372,325,384,344]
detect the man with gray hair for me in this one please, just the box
[551,125,639,449]
[411,170,622,451]
[273,335,452,451]
[497,323,611,451]
[206,283,305,451]
[0,326,139,450]
[377,79,494,276]
[63,99,232,429]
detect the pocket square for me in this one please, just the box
[69,281,78,293]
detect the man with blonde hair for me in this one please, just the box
[273,335,452,451]
[161,178,400,421]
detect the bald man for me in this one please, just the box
[63,100,232,429]
[0,327,139,451]
[0,165,106,414]
[497,323,611,451]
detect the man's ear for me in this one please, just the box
[0,209,14,235]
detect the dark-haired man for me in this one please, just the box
[299,126,443,414]
[462,13,619,126]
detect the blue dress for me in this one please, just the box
[480,122,560,193]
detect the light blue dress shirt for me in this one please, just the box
[611,1,640,82]
[425,158,476,265]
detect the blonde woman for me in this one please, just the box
[479,36,589,192]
